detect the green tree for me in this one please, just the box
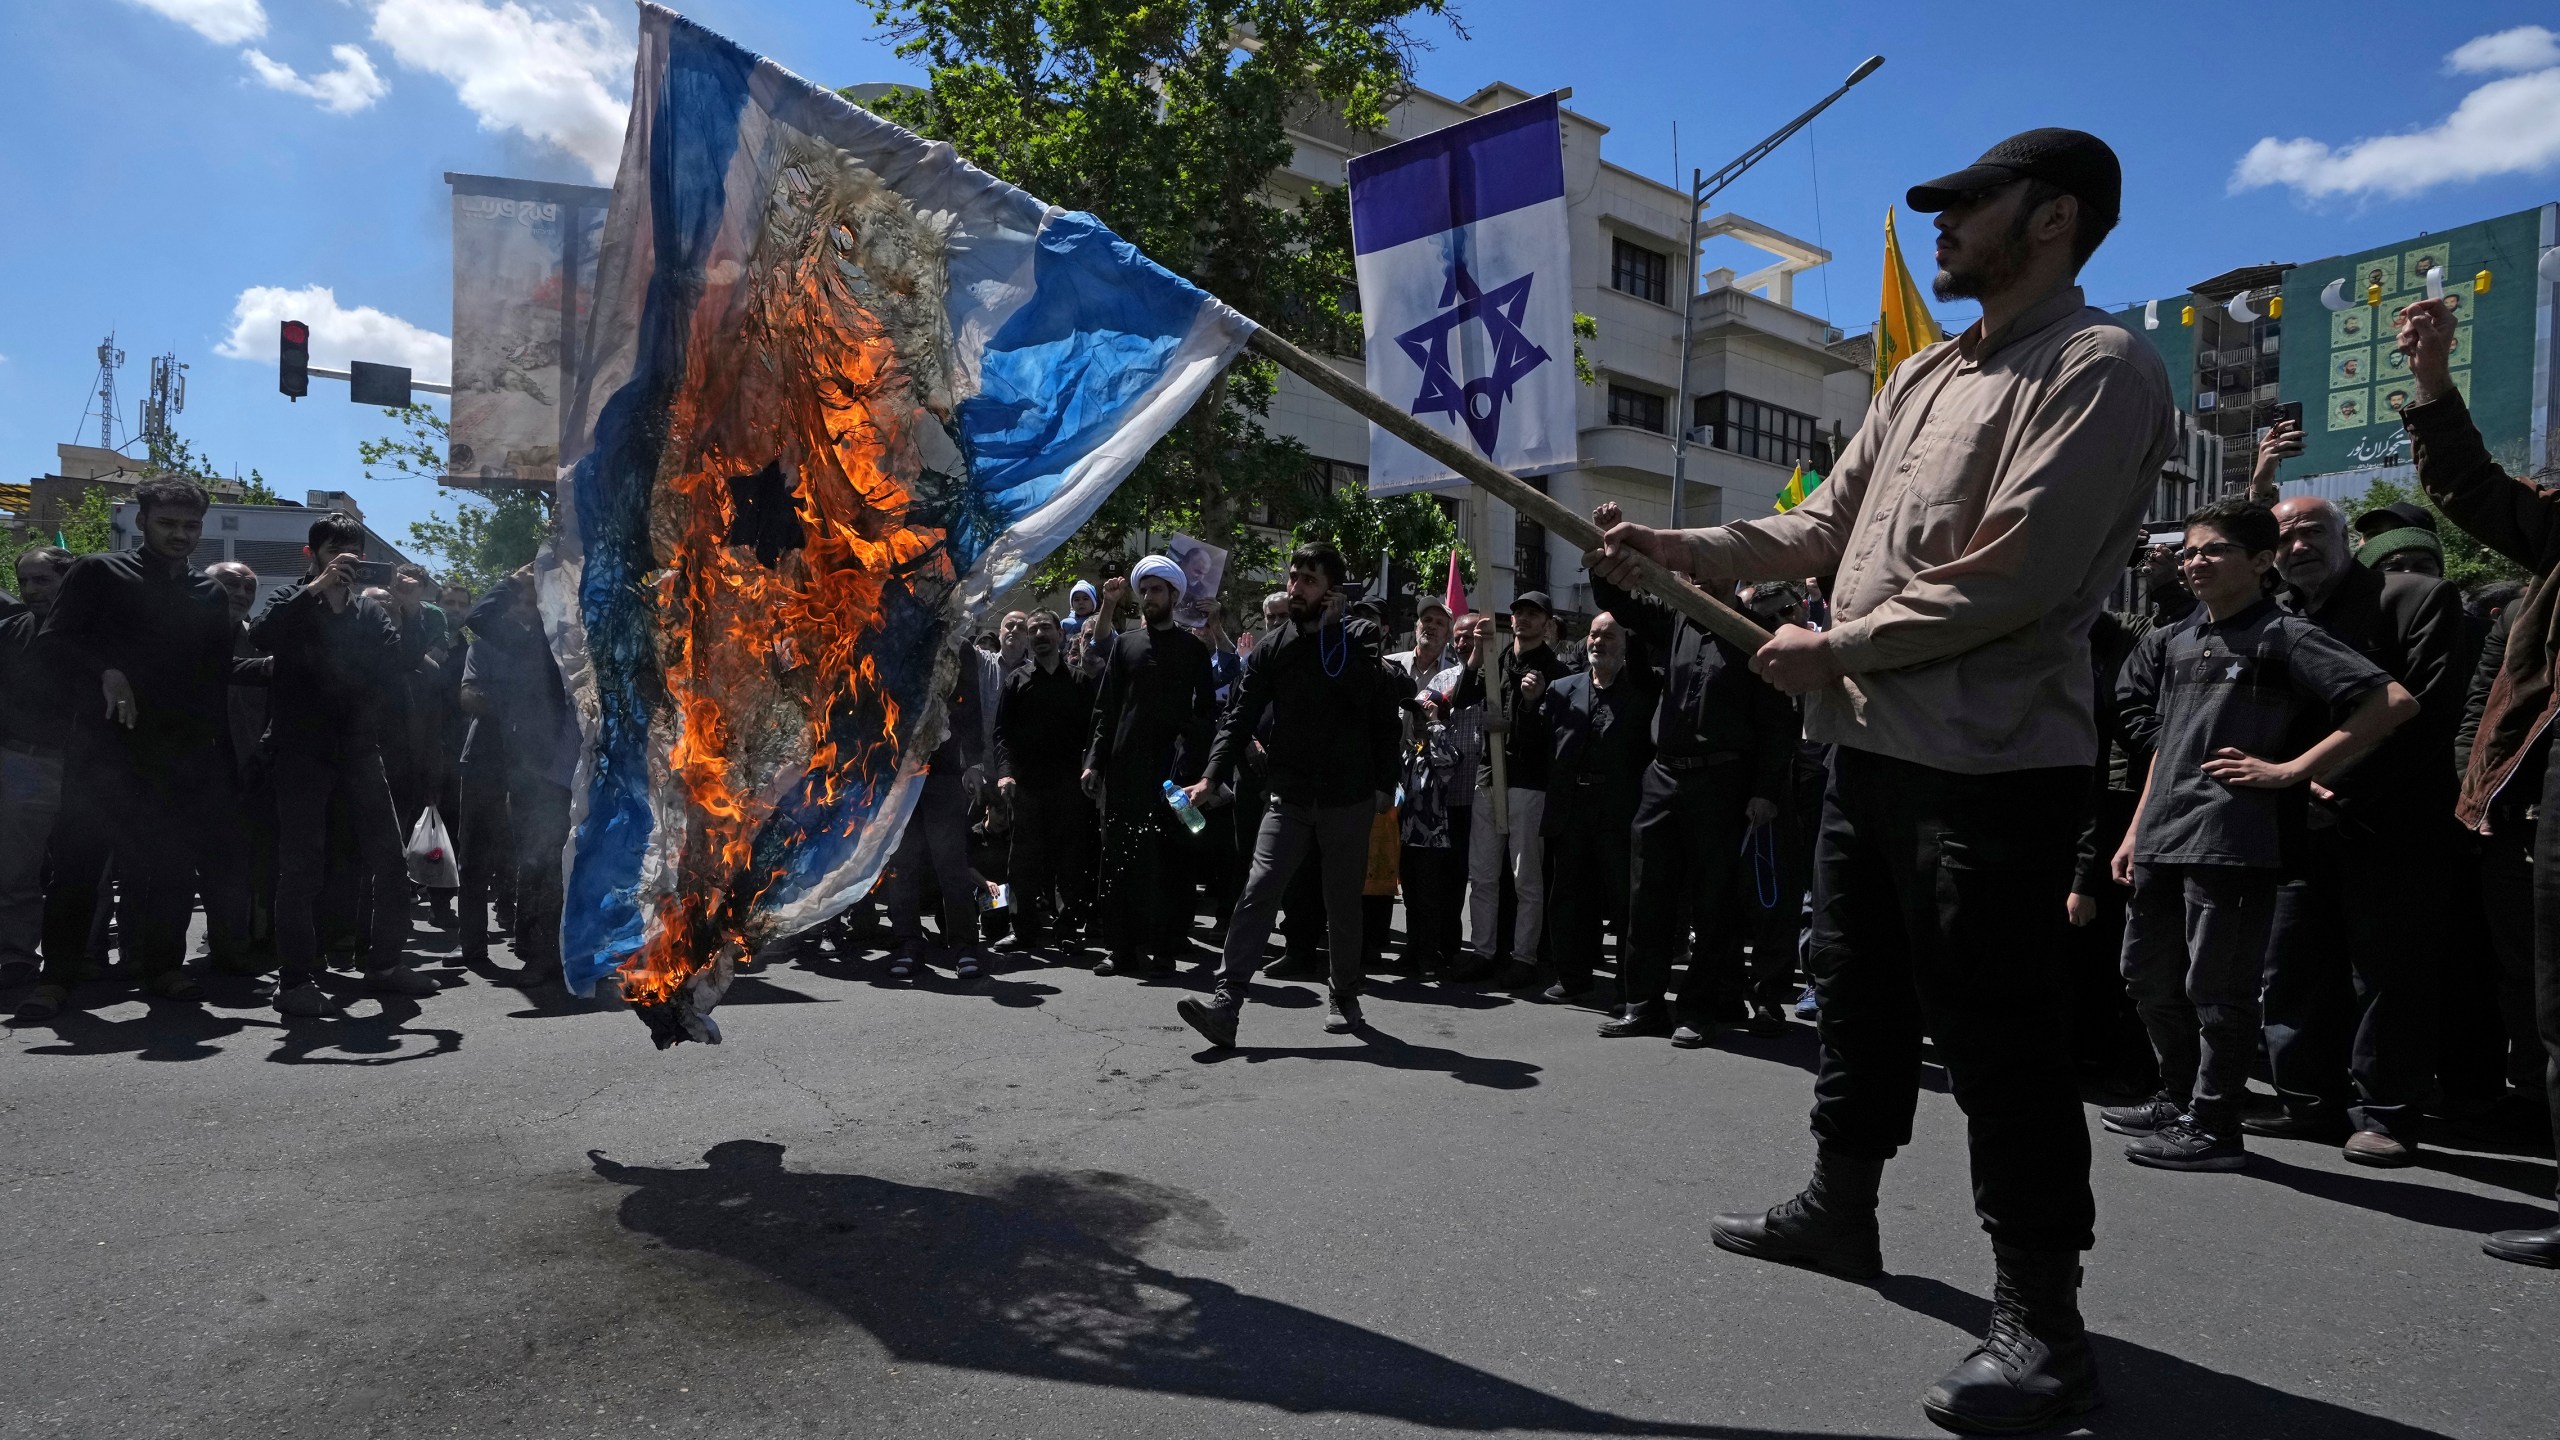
[2343,475,2526,591]
[141,427,280,504]
[361,405,551,594]
[862,0,1456,588]
[1291,480,1470,600]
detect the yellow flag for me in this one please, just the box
[1773,461,1824,513]
[1875,207,1944,395]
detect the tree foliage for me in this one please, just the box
[362,405,551,594]
[141,427,280,504]
[861,0,1456,591]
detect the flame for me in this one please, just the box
[612,182,950,1007]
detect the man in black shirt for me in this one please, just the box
[460,572,578,981]
[2259,495,2466,1165]
[24,479,247,1017]
[0,547,75,987]
[994,610,1097,954]
[1083,557,1217,978]
[1539,611,1654,1002]
[252,513,431,1016]
[1589,502,1797,1041]
[1176,542,1399,1046]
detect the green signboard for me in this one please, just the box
[2111,300,2196,412]
[2276,204,2553,484]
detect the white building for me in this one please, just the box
[1270,82,1868,617]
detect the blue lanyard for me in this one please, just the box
[1741,820,1779,909]
[1318,615,1347,678]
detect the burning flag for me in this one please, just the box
[547,5,1253,1045]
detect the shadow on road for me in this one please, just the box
[1194,1021,1542,1089]
[590,1142,1855,1438]
[2243,1153,2556,1234]
[1869,1274,2459,1439]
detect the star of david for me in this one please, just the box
[1395,258,1552,455]
[725,459,806,569]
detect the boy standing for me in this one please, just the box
[2107,498,2416,1169]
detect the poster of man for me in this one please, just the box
[1165,533,1229,627]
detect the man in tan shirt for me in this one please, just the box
[1596,128,2171,1435]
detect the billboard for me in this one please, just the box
[444,172,611,487]
[2275,204,2556,485]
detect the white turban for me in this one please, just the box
[1130,555,1186,594]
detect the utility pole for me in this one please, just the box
[89,333,126,450]
[1667,56,1883,529]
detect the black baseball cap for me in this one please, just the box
[1907,128,2122,224]
[2352,500,2436,539]
[1510,590,1552,615]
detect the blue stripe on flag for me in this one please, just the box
[559,15,753,994]
[951,211,1219,568]
[1348,93,1563,256]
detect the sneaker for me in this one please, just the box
[1323,990,1364,1034]
[2343,1129,2414,1167]
[364,967,439,998]
[2100,1091,2187,1136]
[887,939,927,978]
[2123,1115,2247,1171]
[1793,984,1819,1021]
[952,953,983,980]
[274,980,330,1018]
[1176,992,1240,1049]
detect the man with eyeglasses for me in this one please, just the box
[1593,129,2172,1432]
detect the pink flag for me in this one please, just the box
[1444,549,1469,617]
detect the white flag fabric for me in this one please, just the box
[1350,94,1576,496]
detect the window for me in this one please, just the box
[1607,384,1667,433]
[1610,237,1669,305]
[1695,392,1818,469]
[1248,458,1366,528]
[1513,475,1550,595]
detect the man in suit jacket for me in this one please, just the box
[1539,611,1656,1001]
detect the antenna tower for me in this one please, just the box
[143,351,189,455]
[88,333,127,450]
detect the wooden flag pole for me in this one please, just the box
[1243,327,1773,654]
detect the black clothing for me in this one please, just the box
[994,660,1096,787]
[41,753,250,980]
[1007,780,1095,942]
[1085,622,1216,799]
[1624,758,1760,1016]
[461,591,578,785]
[1592,571,1794,798]
[2527,754,2560,1191]
[2116,599,2389,869]
[250,579,410,758]
[2072,610,2148,896]
[272,748,410,976]
[1538,669,1656,838]
[41,549,236,758]
[2122,863,2281,1134]
[0,609,71,751]
[1203,615,1400,808]
[2283,563,2464,823]
[1437,642,1570,791]
[1807,747,2095,1255]
[2262,828,2444,1141]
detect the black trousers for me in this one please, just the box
[1007,780,1094,943]
[2527,762,2560,1191]
[506,771,572,969]
[1747,754,1827,996]
[2262,818,2445,1140]
[1213,797,1372,998]
[42,741,248,979]
[1807,747,2095,1255]
[2480,815,2548,1095]
[272,746,411,976]
[2122,863,2280,1134]
[1097,791,1186,963]
[1625,759,1753,1015]
[457,757,512,958]
[1545,802,1632,992]
[1397,804,1470,973]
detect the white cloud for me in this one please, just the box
[121,0,267,45]
[244,44,389,114]
[217,285,451,385]
[368,0,632,182]
[2448,25,2560,75]
[2231,32,2560,199]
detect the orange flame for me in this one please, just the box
[614,218,949,1006]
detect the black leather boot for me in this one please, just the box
[1176,988,1242,1049]
[1920,1243,2100,1434]
[1709,1148,1885,1280]
[2483,1214,2560,1268]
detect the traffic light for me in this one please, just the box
[279,319,310,400]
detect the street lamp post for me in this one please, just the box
[1667,55,1885,530]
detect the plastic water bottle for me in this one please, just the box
[1163,780,1207,834]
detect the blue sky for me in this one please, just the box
[5,0,2559,555]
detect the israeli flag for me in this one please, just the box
[1350,93,1576,496]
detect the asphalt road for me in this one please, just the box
[2,913,2553,1440]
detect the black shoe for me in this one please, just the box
[1261,954,1327,983]
[2482,1221,2560,1268]
[1444,951,1501,984]
[1742,1000,1788,1037]
[1540,979,1593,1003]
[1709,1150,1886,1280]
[1324,990,1363,1034]
[2123,1115,2246,1172]
[2100,1091,2186,1136]
[1919,1245,2100,1435]
[2240,1110,2350,1144]
[1485,958,1543,990]
[1091,953,1134,977]
[1177,992,1240,1049]
[1670,1022,1712,1048]
[1598,1000,1672,1038]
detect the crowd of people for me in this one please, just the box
[3,121,2556,1438]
